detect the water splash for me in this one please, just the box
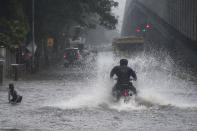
[53,51,197,111]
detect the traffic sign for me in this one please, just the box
[47,38,54,47]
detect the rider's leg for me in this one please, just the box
[112,84,121,101]
[132,87,137,94]
[129,83,137,94]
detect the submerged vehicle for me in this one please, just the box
[63,48,81,67]
[112,80,137,103]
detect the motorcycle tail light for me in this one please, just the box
[64,55,67,58]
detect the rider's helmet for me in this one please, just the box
[120,59,128,66]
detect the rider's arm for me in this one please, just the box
[130,69,137,81]
[110,66,117,79]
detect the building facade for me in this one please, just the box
[135,0,197,41]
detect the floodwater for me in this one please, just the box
[0,51,197,131]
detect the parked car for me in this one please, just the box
[63,48,81,67]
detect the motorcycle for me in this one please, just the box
[112,80,137,103]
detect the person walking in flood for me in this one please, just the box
[8,83,22,103]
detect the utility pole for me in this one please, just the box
[32,0,35,68]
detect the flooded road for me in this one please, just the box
[0,52,197,131]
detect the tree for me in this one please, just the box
[19,0,119,67]
[0,0,29,50]
[22,0,118,42]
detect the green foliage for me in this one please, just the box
[81,0,118,29]
[0,19,28,50]
[21,0,118,41]
[0,0,29,50]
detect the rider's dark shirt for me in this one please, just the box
[110,65,137,84]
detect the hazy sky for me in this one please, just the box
[112,0,127,32]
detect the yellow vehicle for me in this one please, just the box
[112,36,145,56]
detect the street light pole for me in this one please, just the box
[32,0,35,67]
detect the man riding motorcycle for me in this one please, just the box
[110,59,137,100]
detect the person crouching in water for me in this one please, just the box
[8,83,22,103]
